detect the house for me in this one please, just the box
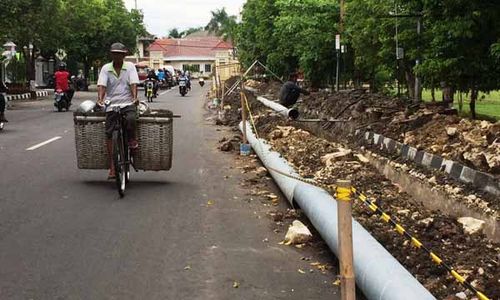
[147,35,235,77]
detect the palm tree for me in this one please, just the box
[205,8,237,41]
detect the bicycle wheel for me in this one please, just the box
[112,130,126,197]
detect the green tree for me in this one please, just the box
[236,0,280,68]
[168,28,182,39]
[205,8,238,41]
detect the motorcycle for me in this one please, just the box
[54,89,70,112]
[199,78,205,87]
[145,80,155,102]
[179,78,188,97]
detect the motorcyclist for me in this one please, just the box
[146,69,159,97]
[157,68,165,84]
[0,79,8,122]
[184,71,191,90]
[54,63,74,103]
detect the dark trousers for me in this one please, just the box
[0,94,5,113]
[105,105,137,140]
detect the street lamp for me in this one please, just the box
[2,41,16,83]
[3,41,16,58]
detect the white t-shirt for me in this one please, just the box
[97,61,139,111]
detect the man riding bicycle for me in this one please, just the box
[97,43,140,180]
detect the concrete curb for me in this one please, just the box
[356,130,500,197]
[6,90,50,101]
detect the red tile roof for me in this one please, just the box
[148,37,233,59]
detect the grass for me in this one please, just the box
[421,89,500,121]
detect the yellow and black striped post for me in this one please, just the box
[336,180,356,300]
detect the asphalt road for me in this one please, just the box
[0,84,339,299]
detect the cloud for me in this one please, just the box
[123,0,246,37]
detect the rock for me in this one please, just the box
[478,267,484,275]
[455,292,467,300]
[276,126,294,138]
[220,141,233,152]
[480,120,491,129]
[446,127,458,137]
[269,129,283,140]
[428,176,437,185]
[321,148,353,166]
[457,217,485,235]
[255,167,268,177]
[418,217,434,226]
[354,153,370,163]
[284,220,312,245]
[397,209,410,216]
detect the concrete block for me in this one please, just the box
[421,152,434,167]
[373,133,381,145]
[441,159,454,173]
[387,139,397,153]
[484,180,500,196]
[368,131,374,140]
[430,155,443,169]
[449,163,464,179]
[460,166,476,183]
[401,144,410,159]
[473,172,491,189]
[395,142,404,154]
[414,150,425,164]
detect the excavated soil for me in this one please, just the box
[211,81,499,299]
[246,80,500,176]
[254,118,500,300]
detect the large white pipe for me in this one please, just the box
[239,121,436,300]
[243,86,299,119]
[256,96,299,119]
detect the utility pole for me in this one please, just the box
[414,16,422,103]
[134,0,137,9]
[336,0,345,92]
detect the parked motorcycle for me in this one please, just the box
[199,77,205,87]
[178,78,188,97]
[54,89,70,112]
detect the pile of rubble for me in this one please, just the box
[246,80,500,176]
[398,115,500,175]
[258,123,500,300]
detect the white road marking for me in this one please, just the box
[159,89,173,96]
[26,136,62,151]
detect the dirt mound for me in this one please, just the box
[248,79,499,176]
[255,121,500,300]
[402,115,500,174]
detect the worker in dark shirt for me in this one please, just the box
[279,73,309,108]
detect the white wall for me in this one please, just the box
[165,61,214,77]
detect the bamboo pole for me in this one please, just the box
[336,180,356,300]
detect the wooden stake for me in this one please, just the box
[336,180,356,300]
[240,88,247,144]
[221,82,226,109]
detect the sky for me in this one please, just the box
[123,0,246,37]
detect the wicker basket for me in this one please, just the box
[74,110,173,171]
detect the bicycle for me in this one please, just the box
[105,101,136,197]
